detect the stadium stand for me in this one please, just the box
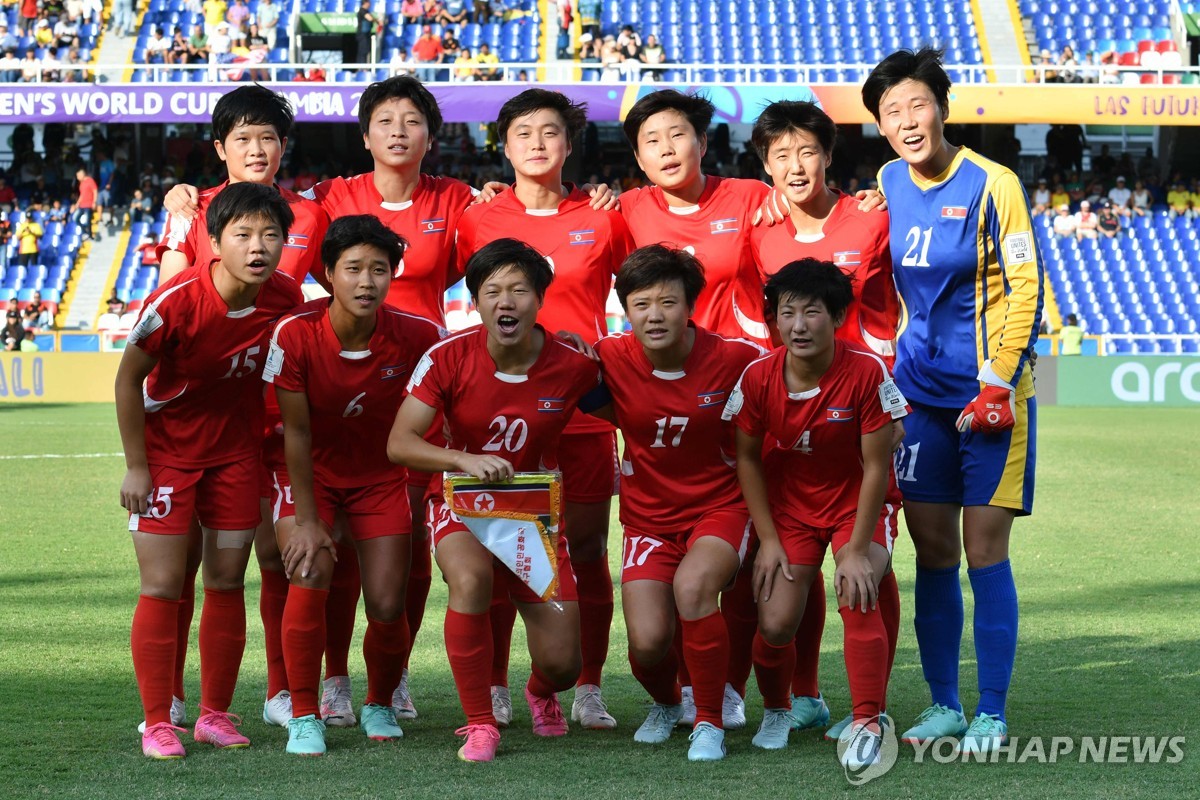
[0,209,83,321]
[0,3,101,78]
[1036,210,1200,354]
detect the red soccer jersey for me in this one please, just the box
[454,185,633,435]
[595,324,764,533]
[265,299,444,488]
[620,176,772,347]
[406,325,607,478]
[750,192,899,365]
[157,181,329,284]
[305,173,476,325]
[128,265,303,469]
[723,341,893,530]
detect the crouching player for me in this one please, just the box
[263,215,444,755]
[594,245,764,761]
[387,238,610,762]
[723,259,903,768]
[117,183,302,759]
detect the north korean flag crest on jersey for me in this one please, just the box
[421,217,447,234]
[537,397,565,412]
[380,363,408,380]
[833,250,861,267]
[697,389,727,408]
[826,407,854,422]
[568,229,595,246]
[284,233,309,250]
[710,218,738,235]
[941,206,969,219]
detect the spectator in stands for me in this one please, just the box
[579,32,600,63]
[127,188,152,224]
[14,211,41,268]
[19,0,37,37]
[440,25,459,56]
[0,23,17,54]
[47,198,67,223]
[470,0,491,23]
[1052,203,1076,239]
[72,165,99,240]
[1097,201,1120,238]
[577,0,600,40]
[1137,147,1158,183]
[226,0,250,35]
[639,33,667,81]
[600,37,621,82]
[412,24,443,81]
[107,293,126,315]
[187,23,210,62]
[1032,177,1051,216]
[208,21,233,70]
[1107,175,1132,217]
[33,18,53,48]
[1130,179,1152,217]
[256,0,280,49]
[439,0,467,25]
[1058,45,1080,83]
[245,22,269,79]
[62,46,87,81]
[401,0,423,23]
[619,38,641,81]
[1092,143,1115,179]
[1079,50,1099,83]
[40,47,62,81]
[110,0,133,36]
[1166,181,1190,218]
[452,45,474,81]
[617,24,641,50]
[555,0,572,58]
[1037,48,1058,82]
[145,26,171,75]
[166,26,190,64]
[1189,178,1200,217]
[53,15,77,48]
[1059,314,1083,355]
[1098,50,1120,84]
[4,310,24,351]
[19,49,39,82]
[203,0,227,31]
[1085,180,1106,208]
[1065,171,1086,205]
[0,213,10,271]
[136,233,160,266]
[422,0,442,22]
[0,48,18,82]
[516,68,530,81]
[5,298,17,317]
[1074,200,1098,240]
[474,41,499,80]
[389,46,416,76]
[355,0,378,64]
[0,178,15,211]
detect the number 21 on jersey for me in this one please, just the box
[902,226,932,268]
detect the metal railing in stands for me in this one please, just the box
[4,61,1200,84]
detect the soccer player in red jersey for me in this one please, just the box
[116,183,302,759]
[454,88,634,730]
[387,238,610,762]
[723,259,903,768]
[151,85,331,733]
[264,215,443,756]
[749,101,904,741]
[594,245,763,761]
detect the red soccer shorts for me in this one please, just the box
[129,457,260,535]
[559,430,619,504]
[778,501,901,567]
[273,471,410,540]
[426,496,578,604]
[620,506,754,584]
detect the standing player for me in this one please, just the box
[386,238,610,762]
[749,100,904,741]
[724,259,901,767]
[152,85,331,733]
[862,48,1042,753]
[264,215,443,755]
[454,88,634,730]
[116,183,301,759]
[595,245,763,761]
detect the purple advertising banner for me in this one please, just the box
[0,82,820,124]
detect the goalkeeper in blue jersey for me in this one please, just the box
[862,48,1043,755]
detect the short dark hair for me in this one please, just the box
[211,84,294,142]
[321,214,407,273]
[206,182,294,242]
[751,101,837,164]
[861,47,951,123]
[614,244,706,309]
[464,238,554,301]
[357,75,443,137]
[622,90,714,149]
[1066,313,1078,325]
[496,89,587,143]
[763,258,854,321]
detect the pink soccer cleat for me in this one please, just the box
[142,722,187,760]
[455,724,501,762]
[524,686,568,737]
[193,710,250,749]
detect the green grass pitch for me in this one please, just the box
[0,404,1197,799]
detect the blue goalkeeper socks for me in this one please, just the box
[913,563,964,712]
[969,559,1018,722]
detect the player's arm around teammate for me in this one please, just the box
[116,183,301,759]
[266,215,439,755]
[388,239,609,763]
[725,260,897,766]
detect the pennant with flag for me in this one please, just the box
[444,472,565,608]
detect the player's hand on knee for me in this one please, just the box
[854,189,888,213]
[120,467,153,515]
[163,183,199,219]
[752,188,790,227]
[956,385,1016,434]
[282,519,335,580]
[581,182,619,211]
[753,541,792,602]
[460,454,515,483]
[835,551,877,613]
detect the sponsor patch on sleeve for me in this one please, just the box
[1002,231,1034,265]
[408,353,434,389]
[263,341,285,382]
[128,306,163,344]
[721,381,744,420]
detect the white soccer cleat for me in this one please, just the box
[678,685,696,727]
[752,708,793,750]
[320,676,357,727]
[571,684,617,730]
[137,695,187,733]
[839,720,884,769]
[263,689,292,727]
[633,703,684,744]
[722,683,746,730]
[392,668,418,720]
[490,685,512,728]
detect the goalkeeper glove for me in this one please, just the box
[956,385,1016,434]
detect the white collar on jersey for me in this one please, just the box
[339,349,372,360]
[225,306,257,319]
[651,368,686,380]
[493,371,528,383]
[787,386,821,400]
[380,199,414,211]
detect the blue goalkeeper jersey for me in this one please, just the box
[878,147,1043,408]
